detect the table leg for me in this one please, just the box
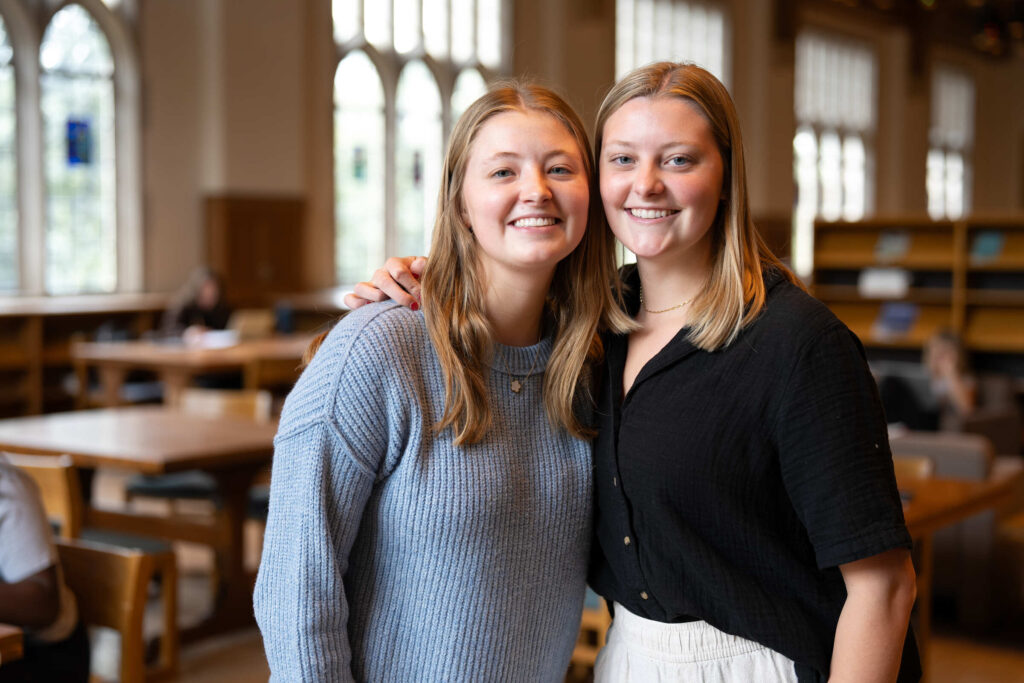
[97,367,128,407]
[160,371,191,408]
[73,361,89,409]
[180,463,262,643]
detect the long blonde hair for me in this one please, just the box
[595,62,802,350]
[424,81,633,445]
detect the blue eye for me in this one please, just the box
[549,166,572,175]
[667,156,693,167]
[492,169,514,178]
[609,155,633,166]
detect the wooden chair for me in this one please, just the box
[4,453,85,539]
[893,454,935,480]
[56,538,164,683]
[227,308,275,340]
[6,453,179,680]
[178,387,273,421]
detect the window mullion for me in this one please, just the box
[383,55,398,262]
[16,43,44,295]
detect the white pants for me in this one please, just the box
[594,603,800,683]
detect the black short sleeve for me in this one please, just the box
[774,325,912,569]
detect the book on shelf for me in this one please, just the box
[857,267,911,299]
[870,301,919,341]
[970,230,1005,265]
[874,231,911,263]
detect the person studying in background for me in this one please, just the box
[161,266,233,341]
[0,455,89,683]
[879,328,977,431]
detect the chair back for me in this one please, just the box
[227,308,275,340]
[892,455,934,480]
[178,387,273,422]
[4,452,83,538]
[56,538,150,683]
[245,357,302,398]
[890,431,993,480]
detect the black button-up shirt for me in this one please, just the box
[590,266,920,682]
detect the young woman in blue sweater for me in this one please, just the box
[253,83,632,681]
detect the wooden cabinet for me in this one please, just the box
[205,194,306,308]
[0,294,168,416]
[812,217,1024,366]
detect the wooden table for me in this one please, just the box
[0,406,279,641]
[898,471,1022,678]
[0,624,23,666]
[71,334,312,407]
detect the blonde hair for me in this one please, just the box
[594,62,802,351]
[423,81,633,445]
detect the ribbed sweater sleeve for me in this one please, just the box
[255,305,405,681]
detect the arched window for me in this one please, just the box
[40,4,117,294]
[451,68,486,128]
[395,61,442,258]
[0,16,16,292]
[332,0,508,284]
[334,52,385,285]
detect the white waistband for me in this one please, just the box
[610,602,768,664]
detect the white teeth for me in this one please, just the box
[512,217,557,228]
[629,208,675,219]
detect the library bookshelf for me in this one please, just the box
[0,294,168,417]
[811,217,1024,365]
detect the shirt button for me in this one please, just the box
[623,536,631,546]
[613,477,618,486]
[640,591,649,600]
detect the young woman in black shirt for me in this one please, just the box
[350,63,919,683]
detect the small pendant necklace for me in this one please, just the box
[500,342,543,394]
[639,284,694,314]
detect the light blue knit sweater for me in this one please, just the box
[254,302,592,682]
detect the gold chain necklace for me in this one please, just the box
[638,284,694,314]
[499,343,543,394]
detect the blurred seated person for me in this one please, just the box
[0,455,89,683]
[880,329,976,431]
[162,266,232,344]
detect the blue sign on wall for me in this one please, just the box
[67,119,92,165]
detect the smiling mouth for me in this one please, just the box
[628,208,679,219]
[511,217,559,228]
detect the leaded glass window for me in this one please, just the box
[395,61,442,258]
[451,68,486,127]
[40,4,117,294]
[333,0,507,284]
[615,0,728,85]
[335,52,385,285]
[0,17,16,292]
[928,67,973,220]
[793,30,877,276]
